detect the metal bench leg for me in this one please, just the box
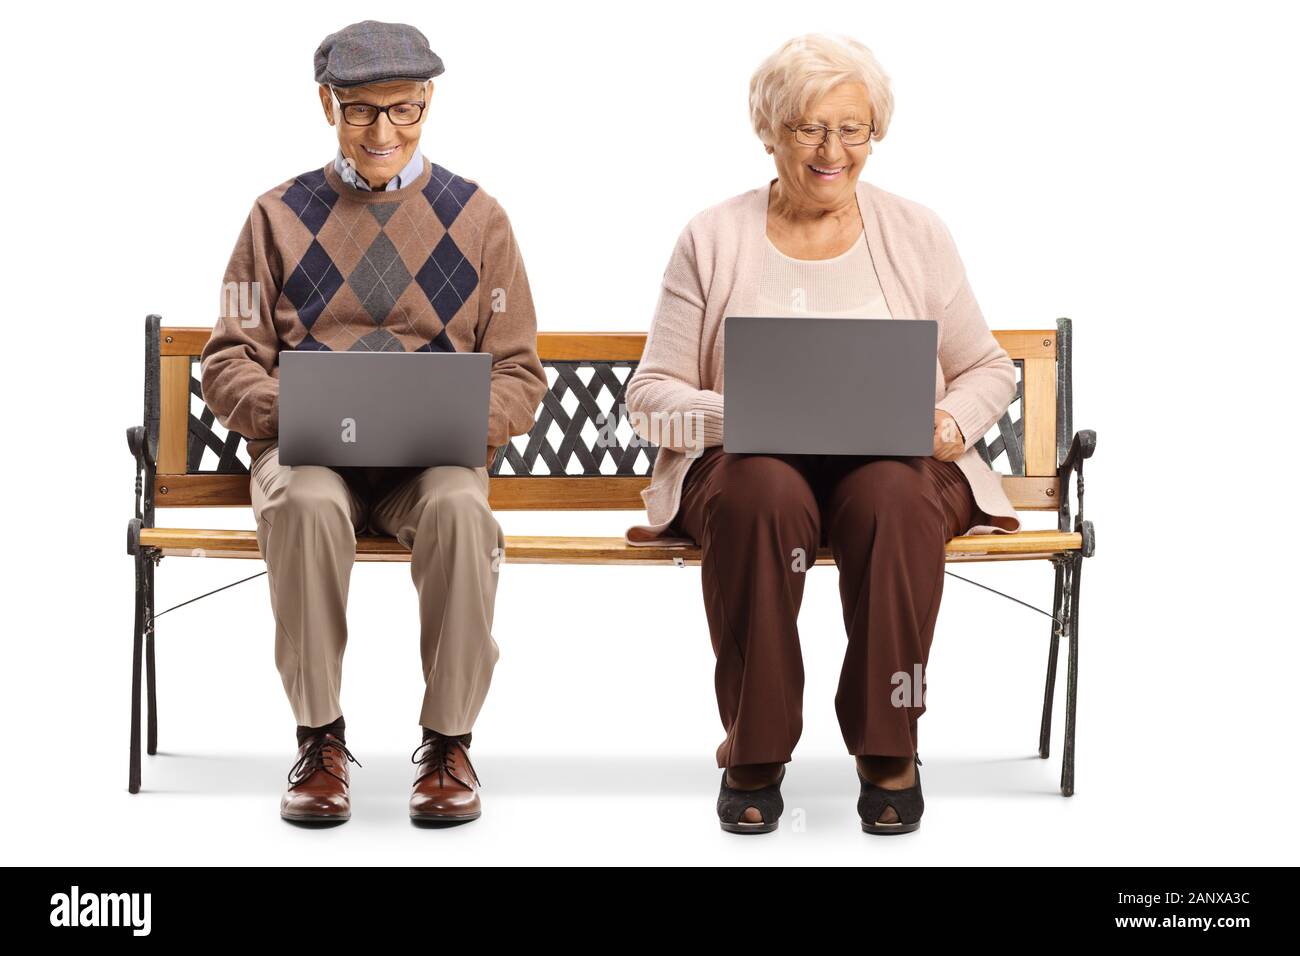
[1061,552,1083,796]
[145,555,158,756]
[1038,556,1068,759]
[129,550,146,794]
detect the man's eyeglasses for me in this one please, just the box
[332,91,426,127]
[784,122,875,147]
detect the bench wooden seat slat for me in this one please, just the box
[137,527,1083,564]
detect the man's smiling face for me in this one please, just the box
[318,78,433,188]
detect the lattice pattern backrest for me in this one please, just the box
[493,361,657,476]
[188,363,249,474]
[184,356,659,477]
[183,354,1026,477]
[974,359,1025,476]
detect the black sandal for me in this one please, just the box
[717,765,785,834]
[857,754,923,835]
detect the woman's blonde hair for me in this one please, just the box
[748,34,894,147]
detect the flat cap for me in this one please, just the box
[314,20,444,88]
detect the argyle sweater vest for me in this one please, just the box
[200,156,547,464]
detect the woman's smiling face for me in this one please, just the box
[769,81,874,214]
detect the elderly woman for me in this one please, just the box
[625,34,1021,835]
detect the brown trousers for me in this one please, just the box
[670,447,984,768]
[249,443,504,734]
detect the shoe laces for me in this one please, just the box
[410,732,478,788]
[288,733,361,789]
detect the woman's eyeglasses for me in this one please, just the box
[784,122,875,147]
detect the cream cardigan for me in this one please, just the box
[623,177,1023,546]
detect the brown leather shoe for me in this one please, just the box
[409,731,481,822]
[280,732,361,823]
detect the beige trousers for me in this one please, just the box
[249,443,504,734]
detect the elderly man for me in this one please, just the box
[199,20,546,826]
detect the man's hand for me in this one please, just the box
[932,409,965,462]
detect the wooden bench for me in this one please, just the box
[126,315,1095,796]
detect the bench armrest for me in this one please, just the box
[126,425,154,468]
[1056,428,1096,556]
[1059,428,1095,480]
[126,424,156,532]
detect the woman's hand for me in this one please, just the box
[932,409,965,461]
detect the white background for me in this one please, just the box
[2,0,1296,865]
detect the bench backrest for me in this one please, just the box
[137,315,1074,515]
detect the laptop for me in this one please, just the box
[278,351,491,467]
[723,316,937,456]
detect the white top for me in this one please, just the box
[755,232,893,318]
